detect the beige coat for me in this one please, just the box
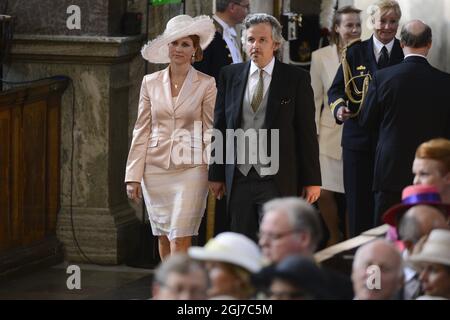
[125,66,216,183]
[310,44,343,160]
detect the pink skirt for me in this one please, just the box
[141,165,208,241]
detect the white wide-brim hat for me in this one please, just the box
[188,232,263,273]
[141,15,215,64]
[409,229,450,267]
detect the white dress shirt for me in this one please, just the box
[213,15,243,64]
[404,53,427,60]
[246,57,275,103]
[373,36,395,63]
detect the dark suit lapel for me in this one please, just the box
[232,62,250,128]
[390,39,405,65]
[264,60,283,129]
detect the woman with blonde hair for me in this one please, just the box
[125,15,216,259]
[328,0,404,236]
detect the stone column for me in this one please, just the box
[185,0,213,16]
[5,0,145,264]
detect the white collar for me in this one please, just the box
[250,57,275,77]
[213,15,237,37]
[373,36,395,54]
[404,53,427,60]
[404,266,417,282]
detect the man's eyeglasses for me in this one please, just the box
[232,2,250,10]
[258,229,301,241]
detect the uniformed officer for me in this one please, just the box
[327,0,404,237]
[194,0,249,83]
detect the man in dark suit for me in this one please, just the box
[327,0,404,237]
[194,0,249,83]
[359,20,450,224]
[208,14,321,241]
[194,1,249,239]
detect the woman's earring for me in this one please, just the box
[191,53,196,63]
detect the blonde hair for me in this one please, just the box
[369,0,402,20]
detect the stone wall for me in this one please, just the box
[2,0,269,263]
[7,0,127,36]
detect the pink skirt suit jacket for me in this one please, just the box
[125,66,217,240]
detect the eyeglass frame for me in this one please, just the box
[257,229,305,242]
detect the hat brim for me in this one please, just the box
[188,247,262,273]
[409,253,450,267]
[382,202,450,227]
[141,16,216,64]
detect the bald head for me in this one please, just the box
[400,20,432,55]
[406,205,448,234]
[352,240,403,300]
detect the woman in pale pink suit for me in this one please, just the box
[125,15,216,259]
[310,6,361,245]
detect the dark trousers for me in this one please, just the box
[228,168,280,242]
[214,197,229,235]
[374,191,402,226]
[343,148,375,237]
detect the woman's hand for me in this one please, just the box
[209,181,226,200]
[126,182,142,201]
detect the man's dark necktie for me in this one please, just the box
[378,46,389,69]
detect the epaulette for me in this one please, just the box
[345,38,362,49]
[213,19,224,35]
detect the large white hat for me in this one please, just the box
[188,232,263,273]
[409,229,450,267]
[141,15,215,64]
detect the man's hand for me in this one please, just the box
[336,106,353,122]
[301,186,321,204]
[126,182,142,202]
[209,181,226,200]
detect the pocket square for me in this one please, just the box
[281,98,291,105]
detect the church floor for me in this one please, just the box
[0,263,153,300]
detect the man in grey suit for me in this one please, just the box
[208,14,321,241]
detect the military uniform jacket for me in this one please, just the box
[194,20,233,84]
[327,36,404,151]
